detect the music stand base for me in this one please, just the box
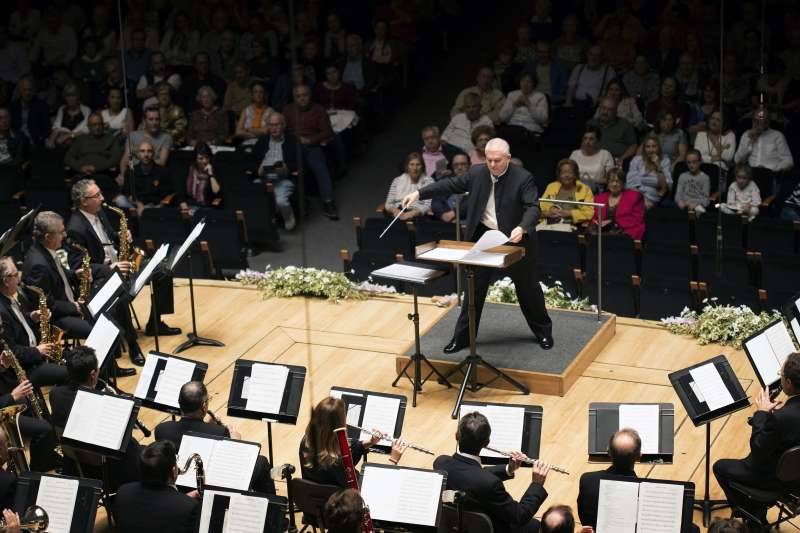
[174,332,225,353]
[693,499,729,527]
[447,354,529,418]
[393,352,452,407]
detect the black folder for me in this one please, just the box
[226,360,306,424]
[134,351,208,415]
[59,387,139,458]
[199,487,286,533]
[331,386,407,454]
[458,401,543,466]
[14,473,102,533]
[588,403,675,463]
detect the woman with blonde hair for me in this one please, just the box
[626,135,672,208]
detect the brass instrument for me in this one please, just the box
[103,203,145,272]
[67,241,92,301]
[0,505,49,532]
[347,424,434,455]
[24,285,64,365]
[177,453,205,495]
[0,334,44,420]
[0,405,29,474]
[483,446,570,475]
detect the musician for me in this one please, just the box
[300,397,407,488]
[713,352,800,527]
[402,137,554,352]
[0,256,68,386]
[540,505,575,533]
[0,426,17,510]
[22,211,92,339]
[115,440,200,533]
[433,411,550,533]
[324,489,366,533]
[154,381,276,494]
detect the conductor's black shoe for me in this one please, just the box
[145,321,182,336]
[129,348,146,366]
[115,366,136,377]
[443,338,467,354]
[536,335,554,350]
[322,201,340,220]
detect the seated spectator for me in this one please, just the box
[553,14,588,73]
[342,34,378,94]
[541,505,575,533]
[101,86,134,137]
[210,30,241,82]
[153,82,188,146]
[247,40,281,93]
[540,159,595,226]
[0,26,30,86]
[187,86,229,147]
[30,12,77,70]
[675,149,710,215]
[93,57,136,111]
[721,163,761,221]
[780,180,800,222]
[591,169,645,240]
[419,126,464,178]
[694,110,736,172]
[235,81,273,149]
[529,0,557,42]
[520,41,567,105]
[512,24,535,66]
[120,142,174,214]
[384,152,434,220]
[239,14,278,61]
[468,125,494,165]
[721,52,752,115]
[301,40,325,86]
[9,77,49,147]
[570,125,615,192]
[626,135,672,208]
[594,79,645,131]
[565,46,616,111]
[687,81,721,136]
[179,142,221,210]
[645,76,689,128]
[72,38,105,89]
[441,93,493,153]
[84,4,117,58]
[498,72,549,135]
[0,108,28,170]
[254,113,299,230]
[734,107,794,197]
[674,53,700,101]
[122,29,152,86]
[323,13,347,60]
[64,113,122,197]
[431,153,470,223]
[136,51,182,106]
[223,62,253,120]
[314,63,359,111]
[598,22,635,73]
[285,85,339,220]
[587,97,638,162]
[649,27,680,77]
[46,83,90,150]
[160,11,199,69]
[622,55,660,105]
[181,52,227,112]
[655,111,688,171]
[118,106,174,183]
[493,49,514,93]
[451,67,505,124]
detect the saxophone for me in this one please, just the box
[0,404,29,473]
[25,285,64,365]
[0,334,45,419]
[103,203,145,272]
[177,453,205,495]
[67,241,92,300]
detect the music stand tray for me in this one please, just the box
[458,400,543,465]
[331,386,407,455]
[588,402,675,464]
[415,240,528,418]
[134,351,209,416]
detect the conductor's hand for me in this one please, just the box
[1,510,20,533]
[507,451,527,474]
[390,438,410,463]
[530,459,550,485]
[508,226,525,244]
[401,191,420,209]
[11,380,33,402]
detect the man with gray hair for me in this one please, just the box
[403,138,554,351]
[420,125,465,178]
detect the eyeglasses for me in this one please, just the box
[86,192,102,199]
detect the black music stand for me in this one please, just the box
[331,386,407,455]
[370,262,452,407]
[0,205,39,256]
[742,319,796,396]
[199,487,287,533]
[176,431,261,492]
[457,400,543,465]
[588,403,675,464]
[668,355,750,526]
[227,359,306,465]
[133,351,208,416]
[14,472,102,533]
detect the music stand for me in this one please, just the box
[133,351,208,416]
[176,431,261,491]
[588,403,675,464]
[742,319,796,396]
[0,205,39,256]
[227,359,306,465]
[370,261,452,407]
[14,472,102,533]
[199,487,286,533]
[458,400,543,465]
[668,355,750,526]
[415,240,528,418]
[330,386,407,454]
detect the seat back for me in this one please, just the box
[288,478,339,528]
[439,503,494,533]
[777,446,800,484]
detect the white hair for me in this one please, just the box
[485,138,511,156]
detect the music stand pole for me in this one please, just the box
[693,421,729,526]
[174,246,224,353]
[149,279,160,352]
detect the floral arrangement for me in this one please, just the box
[486,277,592,311]
[236,267,396,301]
[661,299,783,348]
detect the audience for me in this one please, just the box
[694,111,736,172]
[451,66,505,124]
[570,125,615,193]
[254,112,299,230]
[235,81,273,149]
[588,96,637,162]
[136,51,181,104]
[64,112,121,196]
[675,149,711,215]
[594,79,645,131]
[498,72,549,139]
[540,159,595,226]
[121,142,173,214]
[441,93,493,153]
[10,76,49,146]
[592,169,645,240]
[721,163,761,221]
[734,107,794,197]
[645,77,689,129]
[179,142,221,210]
[100,86,134,136]
[46,82,90,149]
[622,55,660,105]
[565,46,616,110]
[627,136,672,209]
[468,125,495,165]
[384,152,434,220]
[655,111,688,171]
[153,82,187,146]
[420,126,463,179]
[553,15,589,74]
[523,41,568,105]
[119,106,173,182]
[431,153,470,223]
[186,86,229,147]
[223,62,252,120]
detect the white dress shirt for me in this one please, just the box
[10,298,37,347]
[480,167,509,231]
[81,210,118,264]
[734,128,794,172]
[47,248,76,302]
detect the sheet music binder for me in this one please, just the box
[370,261,449,286]
[176,431,260,491]
[198,487,286,533]
[458,401,543,465]
[226,360,306,424]
[742,319,797,394]
[14,473,102,533]
[668,355,750,427]
[60,387,139,458]
[588,403,675,463]
[330,386,407,454]
[134,351,209,415]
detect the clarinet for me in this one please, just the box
[334,427,375,533]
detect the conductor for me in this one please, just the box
[402,138,553,351]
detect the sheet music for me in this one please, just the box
[417,230,510,265]
[689,363,735,411]
[792,318,800,344]
[371,263,442,283]
[84,313,120,368]
[636,482,684,533]
[176,435,217,488]
[331,389,365,426]
[154,356,196,407]
[198,489,226,533]
[35,475,79,533]
[63,391,134,450]
[459,250,507,267]
[618,404,660,455]
[596,479,639,533]
[208,439,260,491]
[133,353,162,399]
[244,364,290,414]
[361,466,443,527]
[88,272,123,316]
[171,221,206,270]
[359,395,400,446]
[418,247,469,262]
[225,493,269,533]
[133,243,169,296]
[745,334,782,386]
[460,404,524,458]
[765,322,796,360]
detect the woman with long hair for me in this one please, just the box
[594,78,645,130]
[384,152,434,219]
[180,142,222,210]
[626,135,672,208]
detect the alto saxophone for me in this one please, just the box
[25,285,64,365]
[177,453,205,495]
[0,334,45,419]
[0,404,29,473]
[67,242,92,301]
[103,203,145,272]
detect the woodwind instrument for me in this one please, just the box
[347,424,434,455]
[24,285,64,364]
[103,203,145,272]
[0,334,45,419]
[0,505,48,532]
[483,447,570,475]
[177,453,205,495]
[334,427,375,533]
[66,241,92,301]
[0,405,29,473]
[206,409,225,427]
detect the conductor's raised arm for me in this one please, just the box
[401,190,420,210]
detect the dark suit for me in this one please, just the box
[434,453,546,533]
[298,439,367,488]
[10,98,50,146]
[22,242,91,338]
[577,466,637,528]
[418,162,552,343]
[0,469,15,511]
[154,417,275,494]
[714,396,800,519]
[252,133,302,174]
[115,481,200,533]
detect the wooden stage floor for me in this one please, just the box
[94,280,797,531]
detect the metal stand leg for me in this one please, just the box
[267,421,274,466]
[175,251,224,353]
[693,422,729,526]
[393,287,452,407]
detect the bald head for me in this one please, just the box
[541,505,574,533]
[178,381,209,416]
[609,428,642,470]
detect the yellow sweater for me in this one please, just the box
[540,181,595,223]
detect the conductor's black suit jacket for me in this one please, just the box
[115,481,199,533]
[434,453,547,533]
[22,242,81,320]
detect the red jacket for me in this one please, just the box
[592,189,645,240]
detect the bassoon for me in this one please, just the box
[334,427,375,533]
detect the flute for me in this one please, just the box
[484,447,570,475]
[348,424,435,455]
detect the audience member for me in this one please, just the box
[186,86,229,146]
[0,108,28,170]
[179,142,221,209]
[442,93,493,153]
[9,0,42,42]
[529,0,557,42]
[570,126,615,193]
[314,63,359,111]
[136,51,182,105]
[223,62,253,119]
[622,55,660,105]
[540,159,595,226]
[210,30,242,82]
[385,152,434,220]
[565,46,616,110]
[121,142,174,214]
[721,163,761,221]
[588,97,638,162]
[0,28,29,86]
[254,112,299,230]
[431,153,469,223]
[649,27,680,77]
[553,15,588,73]
[694,111,736,172]
[540,505,575,533]
[160,11,199,69]
[674,53,700,101]
[468,125,495,165]
[93,57,135,111]
[512,24,535,67]
[734,107,794,197]
[181,52,227,112]
[153,82,188,146]
[30,12,77,70]
[523,41,568,105]
[591,169,646,240]
[342,34,378,94]
[46,82,90,149]
[118,107,174,181]
[419,126,464,178]
[198,8,229,56]
[64,113,122,196]
[451,67,505,124]
[781,180,800,221]
[239,15,277,60]
[645,77,689,127]
[721,52,753,115]
[101,86,135,137]
[594,79,645,131]
[72,39,105,89]
[235,81,273,149]
[323,13,347,60]
[687,82,721,136]
[10,77,49,146]
[655,111,688,171]
[675,149,710,215]
[122,29,152,86]
[498,72,549,136]
[627,136,672,208]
